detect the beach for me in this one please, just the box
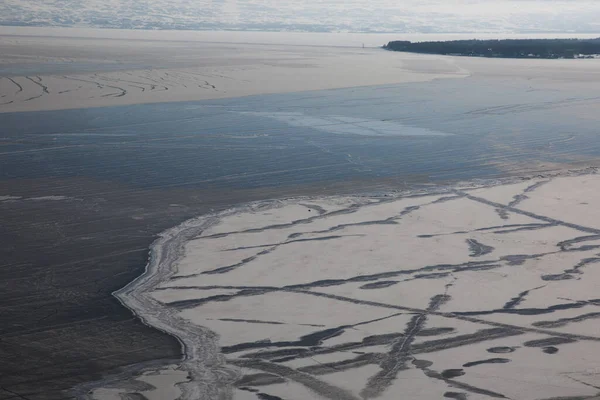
[3,27,600,114]
[0,28,464,113]
[80,169,600,400]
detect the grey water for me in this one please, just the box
[2,76,600,192]
[3,64,600,400]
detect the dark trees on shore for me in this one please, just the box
[384,38,600,59]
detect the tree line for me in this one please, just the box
[384,38,600,59]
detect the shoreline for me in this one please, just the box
[4,27,600,45]
[4,28,600,114]
[0,30,470,114]
[6,27,600,399]
[110,213,233,399]
[78,165,600,399]
[383,37,600,60]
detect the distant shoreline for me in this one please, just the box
[4,26,600,47]
[384,38,600,59]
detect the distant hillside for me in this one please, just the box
[384,38,600,59]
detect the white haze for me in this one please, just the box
[2,0,600,33]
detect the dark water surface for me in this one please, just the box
[4,77,600,188]
[1,76,600,399]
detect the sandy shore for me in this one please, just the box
[0,30,466,113]
[3,28,600,114]
[77,167,600,400]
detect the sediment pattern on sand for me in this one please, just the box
[84,171,600,400]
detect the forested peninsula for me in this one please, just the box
[384,38,600,59]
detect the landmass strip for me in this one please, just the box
[79,168,600,400]
[384,38,600,59]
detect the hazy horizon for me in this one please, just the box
[3,0,600,33]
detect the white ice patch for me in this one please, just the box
[1,195,80,202]
[240,112,451,137]
[0,195,22,201]
[27,196,79,201]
